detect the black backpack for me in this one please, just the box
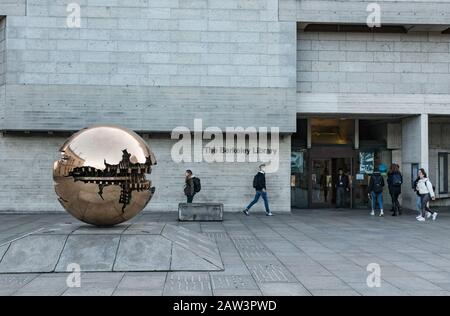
[193,177,201,193]
[391,173,402,186]
[372,175,384,193]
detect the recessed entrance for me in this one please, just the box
[310,148,355,209]
[291,116,401,209]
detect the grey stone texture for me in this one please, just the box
[0,133,292,214]
[2,210,450,296]
[178,203,224,221]
[1,0,450,215]
[0,0,296,132]
[0,234,67,273]
[0,222,224,273]
[280,0,450,25]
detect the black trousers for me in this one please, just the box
[186,195,194,203]
[390,186,401,214]
[420,194,434,217]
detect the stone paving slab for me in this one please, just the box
[162,224,223,269]
[1,210,450,296]
[122,223,165,235]
[163,272,212,296]
[0,222,223,273]
[211,274,258,290]
[55,235,120,272]
[0,244,8,260]
[0,235,67,273]
[171,244,221,271]
[258,282,311,296]
[114,235,171,271]
[116,272,166,291]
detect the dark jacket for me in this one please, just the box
[253,172,266,191]
[413,177,421,196]
[336,174,350,188]
[184,177,194,196]
[387,171,403,193]
[368,172,385,193]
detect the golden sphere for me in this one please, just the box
[53,125,157,226]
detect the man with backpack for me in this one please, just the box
[243,164,273,216]
[369,167,385,216]
[184,169,201,203]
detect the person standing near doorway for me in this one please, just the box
[336,168,350,208]
[369,167,385,216]
[387,164,403,216]
[416,168,438,222]
[243,164,273,216]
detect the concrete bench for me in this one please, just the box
[178,203,224,221]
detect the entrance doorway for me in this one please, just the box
[311,157,353,208]
[309,147,356,208]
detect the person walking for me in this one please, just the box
[243,164,273,216]
[336,169,350,208]
[387,164,403,216]
[369,167,385,216]
[415,168,438,222]
[184,170,195,203]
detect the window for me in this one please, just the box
[438,153,449,194]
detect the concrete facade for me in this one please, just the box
[0,133,291,213]
[2,0,296,132]
[0,0,449,213]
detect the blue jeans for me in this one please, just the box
[416,195,422,215]
[246,190,270,213]
[371,192,383,211]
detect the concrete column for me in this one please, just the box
[401,114,429,210]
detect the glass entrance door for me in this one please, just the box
[309,154,355,209]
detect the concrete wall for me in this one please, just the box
[0,133,291,213]
[0,16,5,85]
[0,17,5,129]
[280,0,450,25]
[1,0,297,132]
[0,0,25,16]
[296,30,450,115]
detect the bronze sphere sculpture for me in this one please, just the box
[53,125,156,226]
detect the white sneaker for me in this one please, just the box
[417,216,425,222]
[379,211,384,217]
[370,210,375,216]
[266,212,273,216]
[432,212,438,221]
[426,212,432,219]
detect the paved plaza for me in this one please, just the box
[0,209,450,296]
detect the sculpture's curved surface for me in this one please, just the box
[53,126,157,226]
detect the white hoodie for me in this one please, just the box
[416,178,435,198]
